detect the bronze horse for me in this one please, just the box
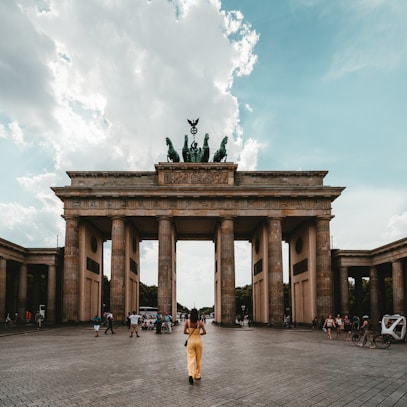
[166,137,180,162]
[213,136,228,162]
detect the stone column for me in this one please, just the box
[220,217,236,326]
[0,257,6,319]
[316,216,333,318]
[47,265,56,324]
[158,216,173,315]
[267,217,284,326]
[339,266,350,316]
[392,260,405,315]
[111,216,126,321]
[63,216,79,322]
[354,275,363,318]
[369,266,379,328]
[18,263,27,320]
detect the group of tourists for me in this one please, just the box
[154,310,173,334]
[317,313,375,347]
[320,313,353,340]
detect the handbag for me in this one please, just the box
[184,321,197,346]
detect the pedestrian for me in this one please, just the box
[312,316,318,329]
[359,315,375,349]
[25,309,32,324]
[93,314,101,337]
[335,314,343,339]
[104,312,115,334]
[155,310,163,334]
[35,311,43,329]
[129,311,141,338]
[343,314,352,340]
[323,315,336,339]
[183,308,206,385]
[164,312,172,333]
[127,312,131,329]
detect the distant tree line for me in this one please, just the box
[103,278,293,317]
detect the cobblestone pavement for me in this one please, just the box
[0,322,406,407]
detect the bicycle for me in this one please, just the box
[352,330,391,349]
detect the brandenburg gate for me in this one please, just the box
[52,162,344,326]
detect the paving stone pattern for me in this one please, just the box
[0,323,406,407]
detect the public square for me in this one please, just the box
[1,322,406,407]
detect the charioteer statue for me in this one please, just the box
[166,118,228,163]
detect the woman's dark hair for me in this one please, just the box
[190,308,198,323]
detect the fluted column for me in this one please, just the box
[339,266,349,316]
[47,265,56,324]
[267,217,284,326]
[158,216,173,315]
[18,263,27,320]
[63,216,79,322]
[369,266,379,328]
[316,216,333,318]
[111,217,126,321]
[0,257,6,319]
[392,260,405,315]
[220,217,236,326]
[354,275,363,317]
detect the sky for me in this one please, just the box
[1,0,407,310]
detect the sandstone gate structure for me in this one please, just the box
[51,163,344,326]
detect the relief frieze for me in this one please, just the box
[163,170,229,185]
[66,196,331,212]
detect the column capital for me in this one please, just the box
[111,215,125,221]
[267,216,283,222]
[219,216,235,222]
[157,215,173,221]
[63,215,78,221]
[316,215,334,222]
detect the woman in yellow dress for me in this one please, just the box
[183,308,206,385]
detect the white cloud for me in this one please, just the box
[9,122,25,145]
[0,0,259,254]
[330,186,407,250]
[0,124,6,139]
[0,201,63,247]
[237,138,261,170]
[387,212,407,241]
[244,103,253,113]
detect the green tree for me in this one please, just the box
[139,282,157,307]
[235,284,252,316]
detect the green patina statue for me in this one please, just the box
[166,137,180,162]
[165,119,228,163]
[182,133,210,163]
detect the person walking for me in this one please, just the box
[323,315,336,340]
[164,312,172,333]
[155,310,163,334]
[343,314,352,340]
[104,312,115,334]
[93,314,101,337]
[183,308,206,385]
[129,311,141,338]
[335,314,343,339]
[359,315,375,348]
[35,311,43,330]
